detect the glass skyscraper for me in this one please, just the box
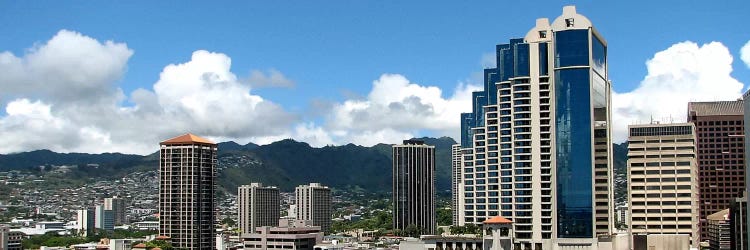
[457,6,613,249]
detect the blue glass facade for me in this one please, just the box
[554,30,590,68]
[461,113,474,148]
[555,68,593,238]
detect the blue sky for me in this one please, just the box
[0,1,748,154]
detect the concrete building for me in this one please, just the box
[104,196,126,225]
[5,230,22,250]
[615,204,629,230]
[706,209,731,250]
[743,90,750,250]
[688,100,746,241]
[457,6,614,249]
[95,205,114,231]
[159,133,218,250]
[1,225,7,250]
[77,209,95,236]
[238,183,280,234]
[393,139,436,235]
[730,195,747,250]
[627,123,699,247]
[295,183,332,233]
[451,144,463,226]
[632,234,690,250]
[241,219,323,250]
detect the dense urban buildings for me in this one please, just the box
[94,205,114,231]
[76,208,94,236]
[457,6,613,249]
[238,183,281,234]
[104,196,126,225]
[392,139,436,235]
[706,209,731,250]
[451,144,462,226]
[688,100,746,240]
[159,133,218,250]
[626,123,699,247]
[295,183,332,233]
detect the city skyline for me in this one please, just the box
[0,2,749,154]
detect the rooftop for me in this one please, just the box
[160,133,215,145]
[688,100,744,116]
[707,208,730,221]
[482,216,513,224]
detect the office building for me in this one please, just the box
[238,183,280,234]
[706,209,731,250]
[688,100,746,240]
[1,225,7,250]
[295,183,332,233]
[457,6,613,249]
[393,139,436,235]
[730,195,747,250]
[104,196,126,225]
[743,90,750,250]
[94,205,114,231]
[77,209,95,236]
[615,204,629,230]
[241,219,322,250]
[627,123,699,247]
[4,230,21,250]
[451,144,463,226]
[159,133,218,250]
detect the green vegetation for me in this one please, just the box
[437,208,452,226]
[331,210,392,233]
[21,229,158,249]
[449,224,482,235]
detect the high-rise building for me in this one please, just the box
[742,90,750,250]
[457,6,613,249]
[77,209,95,236]
[295,183,332,233]
[159,133,217,250]
[688,100,746,240]
[95,205,114,231]
[104,196,126,225]
[707,209,731,250]
[451,144,463,226]
[393,139,435,235]
[1,225,8,250]
[626,123,699,247]
[238,183,280,234]
[730,194,748,250]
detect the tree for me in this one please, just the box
[437,208,452,226]
[404,224,420,237]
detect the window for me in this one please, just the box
[539,31,547,38]
[565,18,574,27]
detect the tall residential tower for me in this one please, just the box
[457,6,613,249]
[295,183,332,233]
[393,139,436,235]
[159,133,217,250]
[238,183,280,234]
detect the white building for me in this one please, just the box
[77,209,94,236]
[95,205,114,231]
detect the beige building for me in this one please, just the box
[627,123,699,247]
[238,183,281,234]
[76,209,94,236]
[159,133,217,250]
[295,183,332,233]
[241,220,322,250]
[706,209,731,250]
[104,196,126,225]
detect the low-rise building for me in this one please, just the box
[241,220,323,250]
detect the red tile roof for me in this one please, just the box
[483,216,513,224]
[160,133,215,145]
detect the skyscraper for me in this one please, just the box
[688,101,745,240]
[457,6,613,249]
[238,183,280,234]
[77,208,94,236]
[393,139,435,235]
[295,183,332,233]
[104,196,126,225]
[451,144,464,226]
[626,123,699,247]
[159,133,217,250]
[95,205,115,231]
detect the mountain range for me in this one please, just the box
[0,138,627,197]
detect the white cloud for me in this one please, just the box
[0,30,297,154]
[741,40,750,68]
[309,74,480,146]
[612,41,744,142]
